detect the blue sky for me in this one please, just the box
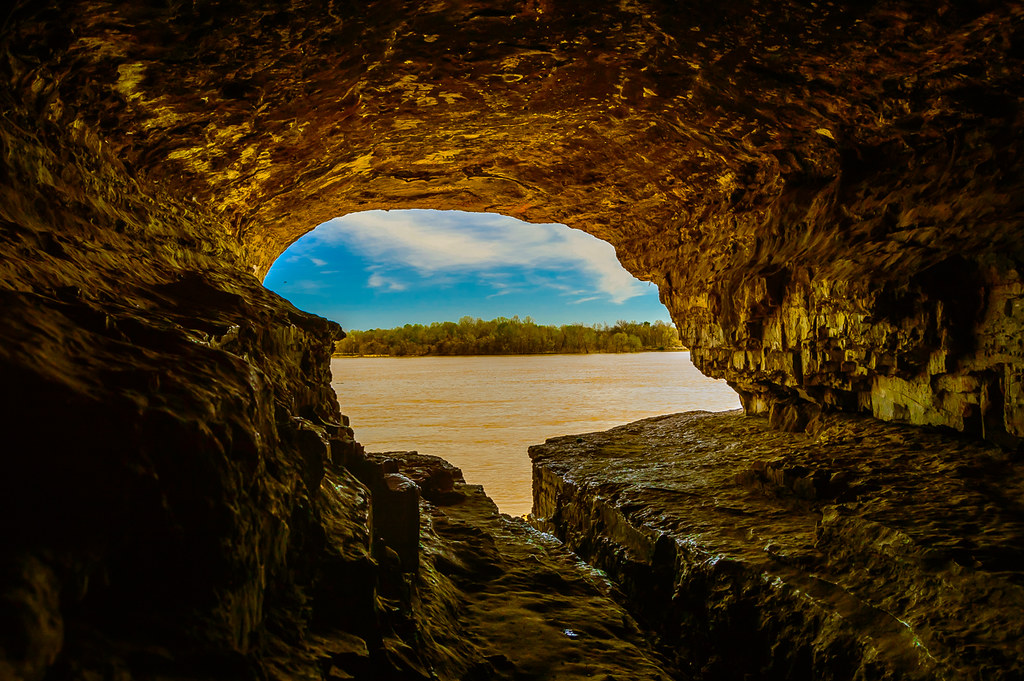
[263,210,672,330]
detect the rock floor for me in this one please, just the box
[369,453,676,681]
[529,410,1024,681]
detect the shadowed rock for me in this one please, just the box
[531,411,1024,680]
[1,1,1023,678]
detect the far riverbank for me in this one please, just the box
[333,347,688,358]
[335,317,684,357]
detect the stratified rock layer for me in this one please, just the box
[531,411,1024,680]
[2,1,1024,679]
[3,1,1023,439]
[367,451,676,681]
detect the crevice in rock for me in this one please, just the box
[530,411,1024,680]
[2,1,1023,678]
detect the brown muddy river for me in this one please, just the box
[331,352,741,517]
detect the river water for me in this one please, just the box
[330,352,741,517]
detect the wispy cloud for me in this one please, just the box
[305,210,648,303]
[284,279,327,292]
[285,254,331,268]
[486,284,526,299]
[367,271,408,292]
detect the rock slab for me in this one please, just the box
[363,451,678,681]
[531,411,1024,680]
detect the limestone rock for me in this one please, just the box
[373,450,468,505]
[4,1,1023,439]
[1,0,1023,678]
[530,411,1024,680]
[385,452,677,680]
[0,555,63,681]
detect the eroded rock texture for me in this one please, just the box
[5,0,1022,437]
[1,1,1023,679]
[360,451,676,680]
[0,90,352,679]
[531,412,1024,680]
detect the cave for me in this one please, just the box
[1,1,1022,680]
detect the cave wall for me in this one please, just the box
[0,76,367,678]
[1,0,1023,678]
[7,0,1021,439]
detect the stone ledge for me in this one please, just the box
[530,411,1024,680]
[366,451,677,680]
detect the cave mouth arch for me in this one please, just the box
[1,2,1023,679]
[262,209,671,332]
[261,209,741,516]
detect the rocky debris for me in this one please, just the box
[374,452,677,681]
[314,449,677,679]
[370,451,469,507]
[337,448,457,574]
[531,411,1024,680]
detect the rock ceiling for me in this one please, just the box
[5,0,1022,438]
[1,3,1023,677]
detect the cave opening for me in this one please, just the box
[3,1,1023,678]
[262,209,741,514]
[261,209,672,331]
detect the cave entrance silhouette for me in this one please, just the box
[262,209,669,331]
[261,209,740,516]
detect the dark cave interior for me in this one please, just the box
[1,1,1023,679]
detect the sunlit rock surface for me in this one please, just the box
[531,411,1024,680]
[1,0,1023,679]
[354,451,675,680]
[5,0,1022,438]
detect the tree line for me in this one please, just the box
[334,316,684,356]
